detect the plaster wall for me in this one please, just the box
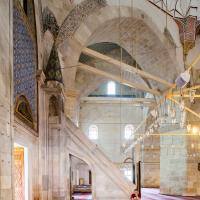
[65,117,134,200]
[79,99,145,163]
[79,98,160,188]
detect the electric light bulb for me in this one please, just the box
[160,117,165,124]
[154,123,158,128]
[191,143,194,148]
[179,100,185,111]
[170,109,176,118]
[150,128,154,134]
[187,124,191,132]
[189,90,196,103]
[172,118,177,124]
[192,126,198,135]
[180,122,184,128]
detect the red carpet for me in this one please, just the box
[72,193,92,200]
[72,189,200,200]
[142,188,200,200]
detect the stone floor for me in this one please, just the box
[142,188,200,200]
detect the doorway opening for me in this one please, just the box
[14,143,28,200]
[70,155,92,200]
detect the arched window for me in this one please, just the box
[124,169,132,181]
[124,124,134,140]
[88,125,98,140]
[107,81,116,95]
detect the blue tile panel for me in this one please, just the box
[13,6,37,124]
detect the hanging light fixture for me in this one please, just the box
[150,109,158,118]
[150,127,154,134]
[192,126,199,135]
[172,118,177,124]
[189,89,196,103]
[179,99,185,112]
[146,131,150,136]
[170,108,176,118]
[180,111,186,128]
[187,124,192,132]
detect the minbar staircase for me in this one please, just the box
[64,117,135,198]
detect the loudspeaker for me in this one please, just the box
[175,70,190,88]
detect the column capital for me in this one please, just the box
[36,69,46,86]
[65,89,80,98]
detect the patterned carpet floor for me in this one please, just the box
[141,188,200,200]
[72,193,92,200]
[72,189,200,200]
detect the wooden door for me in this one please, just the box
[14,147,25,200]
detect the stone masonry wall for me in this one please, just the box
[0,0,13,199]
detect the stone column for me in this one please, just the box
[48,119,68,200]
[37,78,69,200]
[160,129,188,195]
[185,100,200,196]
[0,0,13,199]
[160,99,200,196]
[40,81,68,200]
[141,134,160,188]
[64,89,80,125]
[0,94,13,200]
[37,70,49,200]
[135,108,160,188]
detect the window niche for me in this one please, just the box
[107,81,116,95]
[49,95,59,117]
[88,125,98,140]
[124,124,134,140]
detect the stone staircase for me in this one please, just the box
[64,117,135,199]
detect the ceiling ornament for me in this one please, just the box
[42,7,59,39]
[44,45,63,83]
[147,0,200,56]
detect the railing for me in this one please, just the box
[63,116,135,195]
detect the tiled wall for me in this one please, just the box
[13,1,38,129]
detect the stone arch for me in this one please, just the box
[76,41,151,97]
[56,0,107,46]
[57,0,184,94]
